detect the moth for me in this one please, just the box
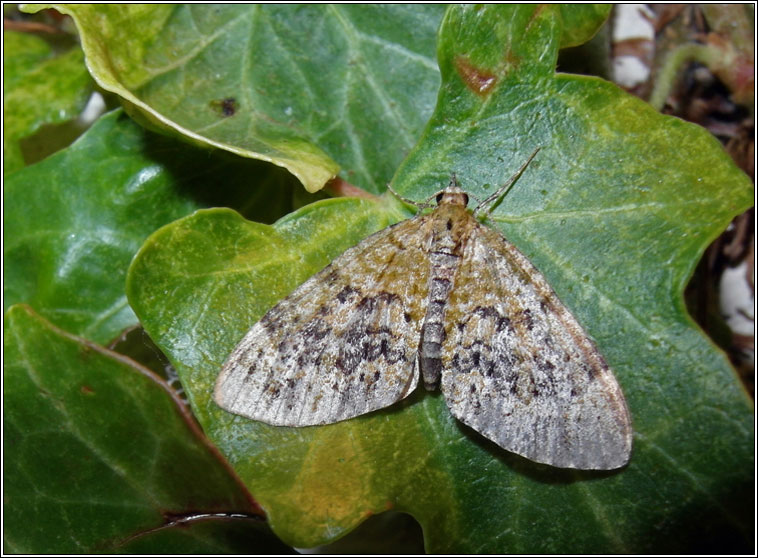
[215,150,633,470]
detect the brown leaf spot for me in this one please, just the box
[210,97,238,117]
[454,56,497,97]
[504,49,522,73]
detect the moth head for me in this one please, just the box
[437,176,470,208]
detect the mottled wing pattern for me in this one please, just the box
[440,221,632,469]
[214,216,432,426]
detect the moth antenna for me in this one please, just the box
[473,147,541,218]
[464,189,485,207]
[387,182,435,212]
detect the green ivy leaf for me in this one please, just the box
[557,4,612,48]
[126,5,753,553]
[23,4,447,193]
[3,108,302,345]
[3,304,276,554]
[113,517,293,554]
[3,30,52,91]
[3,31,93,174]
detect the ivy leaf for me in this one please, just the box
[3,31,93,174]
[127,5,753,553]
[3,305,285,554]
[112,517,293,554]
[557,4,612,47]
[3,108,300,345]
[24,4,446,193]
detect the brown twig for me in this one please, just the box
[3,19,62,34]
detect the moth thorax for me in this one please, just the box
[436,186,469,208]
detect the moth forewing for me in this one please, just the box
[439,222,632,469]
[214,216,430,426]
